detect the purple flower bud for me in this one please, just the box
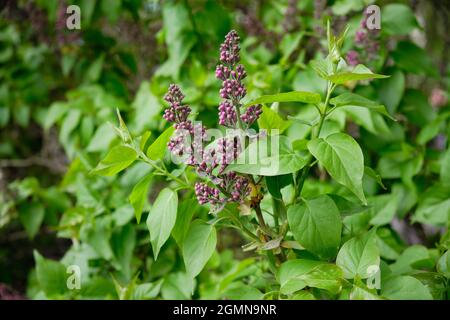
[168,135,185,156]
[346,50,359,66]
[240,105,262,125]
[220,79,246,100]
[219,30,241,64]
[218,101,237,127]
[430,88,448,108]
[432,134,447,150]
[174,120,193,132]
[163,84,192,126]
[219,172,250,202]
[360,16,368,29]
[215,64,230,81]
[355,30,366,45]
[164,84,185,103]
[195,182,221,205]
[367,42,379,54]
[216,136,241,170]
[235,64,247,80]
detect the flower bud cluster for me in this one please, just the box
[162,31,259,211]
[216,30,261,128]
[346,12,380,65]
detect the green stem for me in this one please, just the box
[139,151,193,190]
[266,251,278,273]
[292,80,335,201]
[254,204,268,230]
[224,208,259,241]
[234,101,245,131]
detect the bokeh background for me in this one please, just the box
[0,0,449,299]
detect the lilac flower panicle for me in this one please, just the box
[219,30,240,64]
[216,30,261,129]
[163,31,259,211]
[163,84,198,163]
[163,84,191,125]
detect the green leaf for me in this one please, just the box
[131,81,163,132]
[161,272,195,300]
[437,251,450,277]
[382,4,418,36]
[114,109,132,143]
[441,148,450,188]
[280,32,303,64]
[265,174,293,199]
[132,280,163,300]
[128,174,153,224]
[140,131,152,152]
[226,135,307,176]
[183,220,217,278]
[223,285,264,300]
[416,112,450,145]
[331,0,365,15]
[382,276,433,300]
[18,202,45,239]
[413,184,450,227]
[287,195,342,259]
[43,102,69,130]
[86,123,116,153]
[278,259,343,295]
[146,126,175,160]
[327,64,388,84]
[172,199,198,247]
[111,224,136,280]
[85,54,104,82]
[344,107,390,135]
[364,166,386,190]
[329,92,395,121]
[377,69,405,113]
[308,132,367,204]
[310,59,333,79]
[369,194,398,226]
[336,229,380,279]
[91,145,137,176]
[34,251,67,297]
[146,188,178,259]
[390,245,435,275]
[85,217,114,260]
[59,108,81,146]
[158,2,196,79]
[257,105,291,133]
[291,291,316,300]
[350,284,382,300]
[392,42,438,77]
[245,91,321,107]
[377,148,423,184]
